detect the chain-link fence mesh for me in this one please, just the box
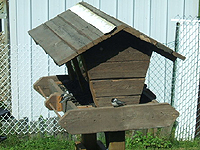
[145,16,200,140]
[0,43,67,135]
[0,16,199,140]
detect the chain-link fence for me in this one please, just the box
[0,43,67,135]
[146,16,200,140]
[0,16,199,140]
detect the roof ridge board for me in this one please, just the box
[123,27,185,61]
[79,2,126,27]
[58,10,103,43]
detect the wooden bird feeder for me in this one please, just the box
[29,2,185,150]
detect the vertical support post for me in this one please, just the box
[81,133,97,150]
[72,57,86,92]
[105,131,125,150]
[66,61,75,81]
[195,8,200,137]
[171,22,180,107]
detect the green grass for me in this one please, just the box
[0,134,75,150]
[0,132,200,150]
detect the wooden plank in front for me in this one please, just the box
[90,78,145,97]
[95,95,140,107]
[28,24,77,66]
[87,61,149,79]
[45,17,92,52]
[59,103,179,134]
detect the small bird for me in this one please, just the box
[60,92,75,103]
[111,98,126,107]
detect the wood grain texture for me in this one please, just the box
[59,103,179,134]
[45,92,62,111]
[88,61,149,79]
[33,75,63,98]
[83,44,151,66]
[45,16,92,51]
[28,24,77,66]
[90,78,145,97]
[80,2,124,27]
[47,78,63,94]
[59,10,103,42]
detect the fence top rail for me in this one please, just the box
[171,19,200,23]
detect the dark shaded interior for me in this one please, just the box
[83,30,153,70]
[56,75,93,105]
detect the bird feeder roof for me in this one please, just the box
[29,2,185,66]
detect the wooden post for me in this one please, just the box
[66,61,75,80]
[105,131,125,150]
[81,134,97,150]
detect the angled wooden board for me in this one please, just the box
[59,10,103,43]
[28,24,77,66]
[45,92,62,111]
[33,75,69,98]
[45,16,92,52]
[59,103,179,134]
[80,2,124,27]
[90,78,145,97]
[33,76,61,98]
[87,61,150,79]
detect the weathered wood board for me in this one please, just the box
[45,92,62,111]
[28,24,78,66]
[59,103,179,134]
[45,16,93,51]
[87,61,149,79]
[90,78,145,97]
[83,43,151,69]
[47,78,63,94]
[59,10,103,44]
[33,75,63,97]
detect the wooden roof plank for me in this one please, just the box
[29,2,185,65]
[59,10,103,44]
[45,16,93,52]
[28,24,77,66]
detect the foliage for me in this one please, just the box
[0,134,75,150]
[1,132,200,149]
[126,131,172,149]
[170,137,200,149]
